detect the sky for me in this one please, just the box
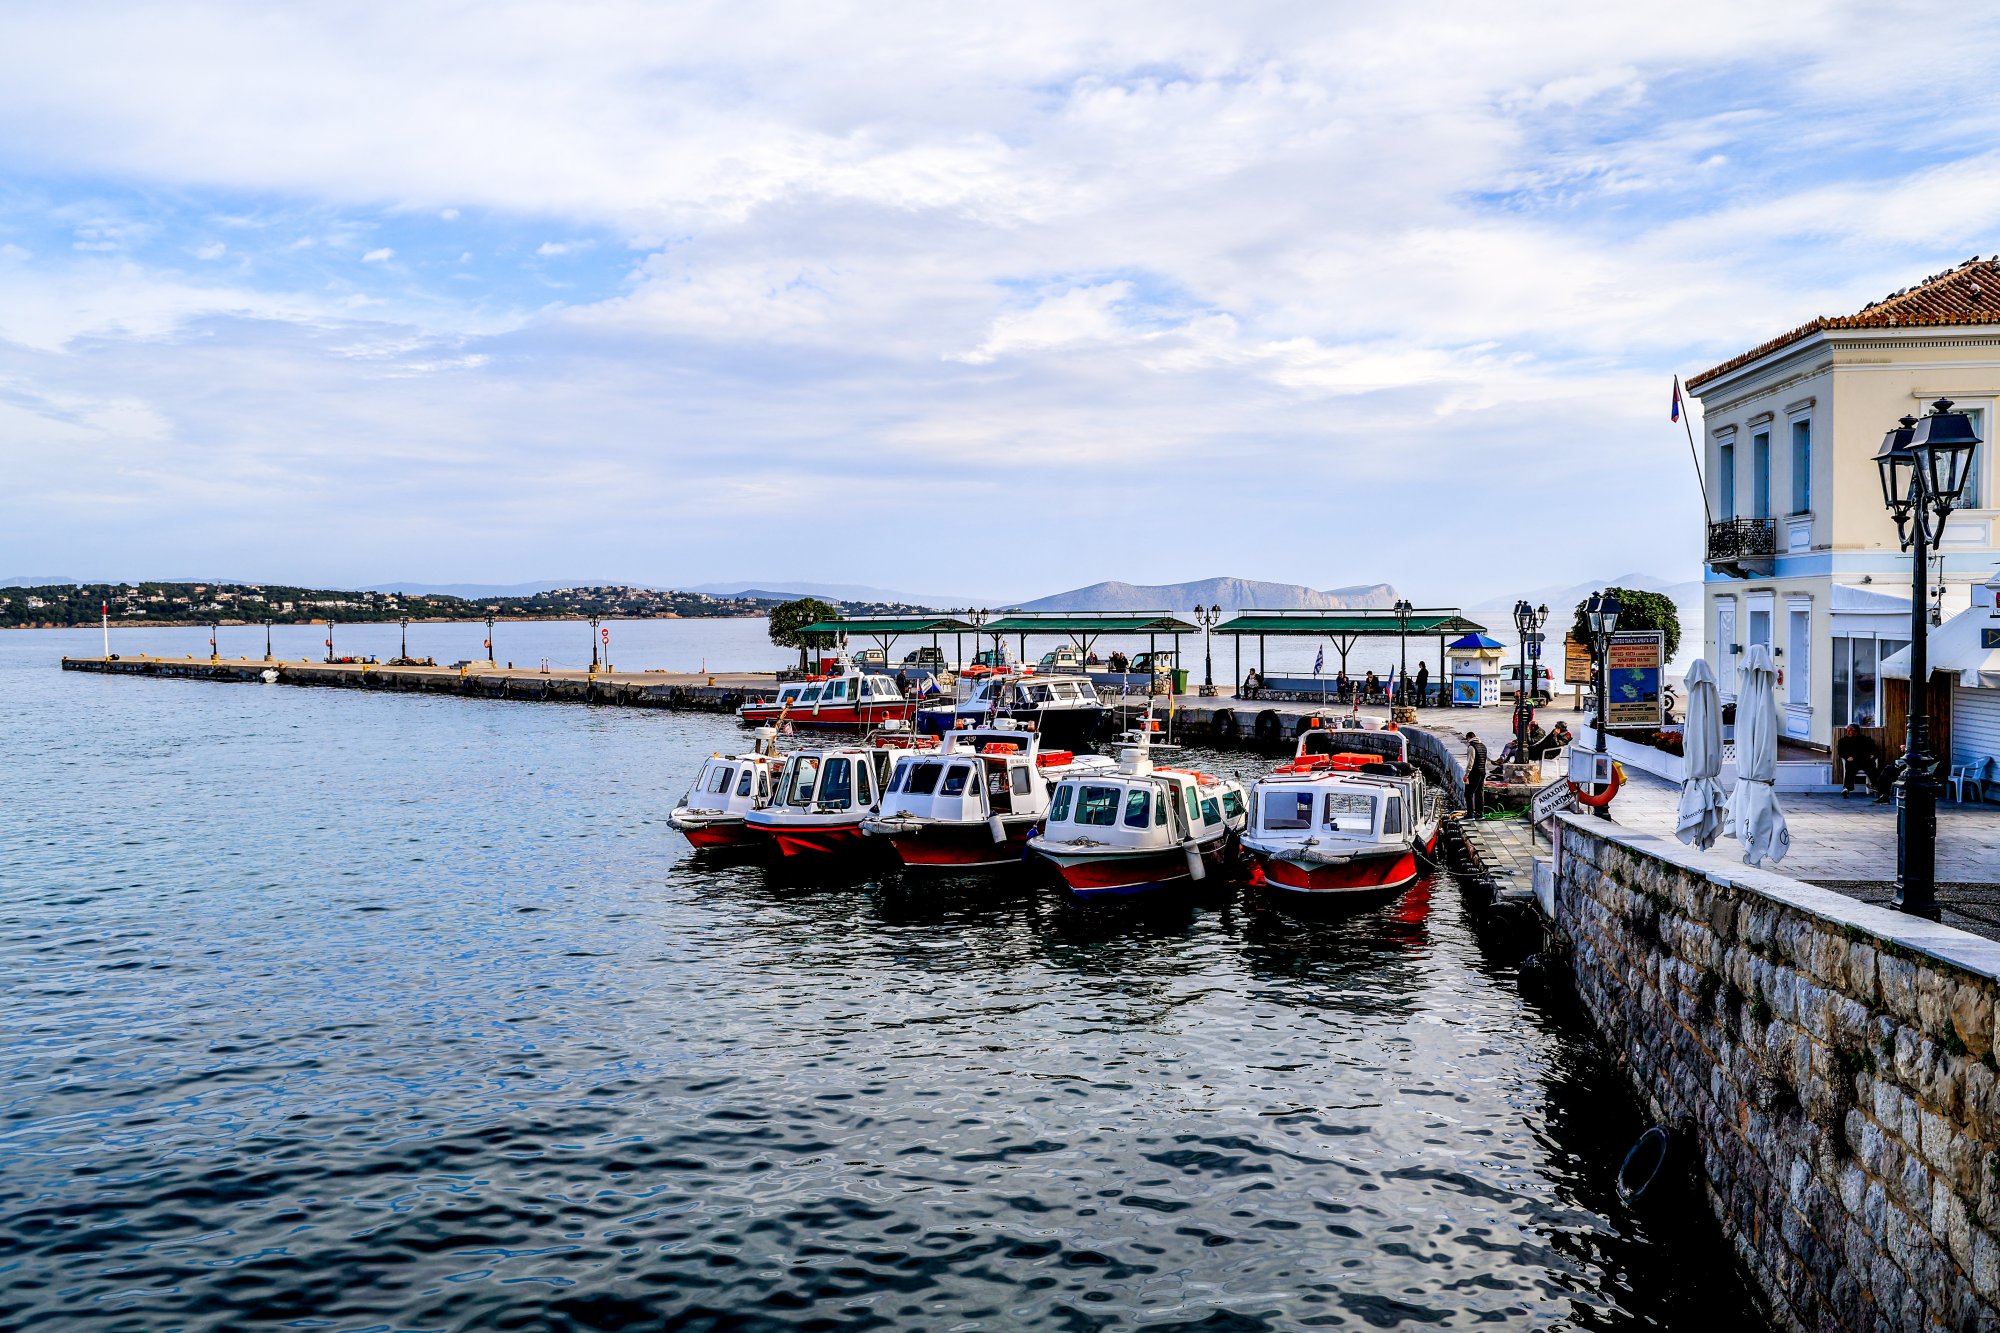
[5,2,2000,605]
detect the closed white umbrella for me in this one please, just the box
[1676,658,1726,850]
[1724,644,1790,865]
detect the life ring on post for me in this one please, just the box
[1570,761,1626,808]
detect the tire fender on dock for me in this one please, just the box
[1253,710,1282,748]
[1213,709,1237,741]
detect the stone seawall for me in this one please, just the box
[1552,816,2000,1320]
[1552,815,2000,1331]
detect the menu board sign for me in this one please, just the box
[1564,635,1593,685]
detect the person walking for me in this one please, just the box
[1414,661,1430,707]
[1462,731,1489,818]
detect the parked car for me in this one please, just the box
[854,647,888,667]
[1036,645,1086,672]
[901,646,947,671]
[1128,650,1178,676]
[1503,663,1555,705]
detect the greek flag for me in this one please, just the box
[1313,645,1323,675]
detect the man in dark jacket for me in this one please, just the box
[1463,731,1489,817]
[1415,661,1430,707]
[1836,725,1889,802]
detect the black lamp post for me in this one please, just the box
[399,616,408,662]
[1585,587,1621,743]
[1193,604,1222,694]
[1875,399,1980,918]
[1393,598,1413,705]
[484,614,496,665]
[209,621,219,662]
[1512,599,1549,765]
[588,614,601,672]
[325,621,335,664]
[263,618,273,660]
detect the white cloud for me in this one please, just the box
[193,241,226,260]
[5,2,2000,596]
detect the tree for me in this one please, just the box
[1569,586,1681,662]
[768,597,841,672]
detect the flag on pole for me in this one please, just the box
[1670,375,1683,423]
[1313,645,1324,675]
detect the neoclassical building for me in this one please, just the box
[1685,258,2000,750]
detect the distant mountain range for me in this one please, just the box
[1013,577,1397,614]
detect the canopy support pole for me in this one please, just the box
[1234,634,1240,690]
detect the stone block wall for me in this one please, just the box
[1553,814,2000,1332]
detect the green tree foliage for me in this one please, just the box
[1569,586,1681,661]
[767,597,841,670]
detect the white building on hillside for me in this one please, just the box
[1685,258,2000,750]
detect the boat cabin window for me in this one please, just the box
[1155,794,1168,826]
[826,679,847,701]
[1264,791,1314,831]
[1025,683,1051,703]
[820,758,853,809]
[735,767,754,797]
[755,769,769,799]
[856,762,873,805]
[1050,784,1074,822]
[1124,789,1151,828]
[707,764,734,794]
[787,757,820,805]
[1221,790,1244,820]
[1076,682,1099,703]
[941,762,976,797]
[1324,792,1374,833]
[905,761,943,794]
[1011,767,1032,795]
[1184,787,1201,824]
[799,684,823,704]
[1383,795,1403,835]
[1076,785,1120,826]
[1199,796,1222,827]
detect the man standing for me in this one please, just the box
[1415,661,1430,707]
[1835,725,1889,803]
[1463,730,1489,817]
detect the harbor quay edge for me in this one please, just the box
[1551,812,2000,1332]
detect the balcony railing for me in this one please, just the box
[1706,517,1776,563]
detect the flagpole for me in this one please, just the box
[101,600,110,659]
[1675,376,1712,526]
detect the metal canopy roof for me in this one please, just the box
[1216,609,1487,636]
[983,611,1198,634]
[799,615,976,636]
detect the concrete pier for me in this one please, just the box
[61,655,770,712]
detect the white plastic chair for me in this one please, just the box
[1949,757,1994,803]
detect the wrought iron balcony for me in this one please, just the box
[1706,517,1776,562]
[1706,517,1776,577]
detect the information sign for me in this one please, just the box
[1603,631,1665,730]
[1532,778,1578,825]
[1984,627,2000,650]
[1564,635,1593,685]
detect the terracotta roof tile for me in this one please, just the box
[1686,257,2000,390]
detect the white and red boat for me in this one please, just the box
[668,727,786,849]
[863,723,1113,869]
[1241,749,1441,901]
[737,672,914,730]
[744,729,935,857]
[1026,728,1246,898]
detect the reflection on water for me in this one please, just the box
[0,630,1764,1331]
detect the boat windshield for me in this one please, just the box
[941,763,975,797]
[1075,785,1120,827]
[903,761,943,794]
[1050,784,1074,822]
[787,757,821,805]
[799,684,823,704]
[1124,789,1151,828]
[1263,791,1314,831]
[707,764,734,795]
[1324,791,1375,834]
[820,758,852,809]
[737,767,756,798]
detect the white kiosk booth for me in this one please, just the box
[1447,632,1506,707]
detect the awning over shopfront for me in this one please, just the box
[1881,608,2000,689]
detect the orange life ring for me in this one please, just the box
[1570,762,1625,807]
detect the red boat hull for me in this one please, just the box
[679,820,754,849]
[889,822,1032,869]
[738,702,914,729]
[753,822,869,858]
[1041,840,1232,897]
[1259,848,1418,895]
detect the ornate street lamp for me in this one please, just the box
[484,614,496,665]
[1585,589,1621,760]
[325,620,336,664]
[1512,600,1549,764]
[588,613,601,672]
[263,618,273,660]
[209,621,219,662]
[399,616,409,663]
[1193,604,1223,695]
[1874,399,1981,918]
[1393,598,1413,705]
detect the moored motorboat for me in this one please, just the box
[738,671,914,730]
[863,723,1113,869]
[1242,749,1441,902]
[1026,728,1246,898]
[669,727,787,849]
[744,729,933,857]
[916,672,1105,747]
